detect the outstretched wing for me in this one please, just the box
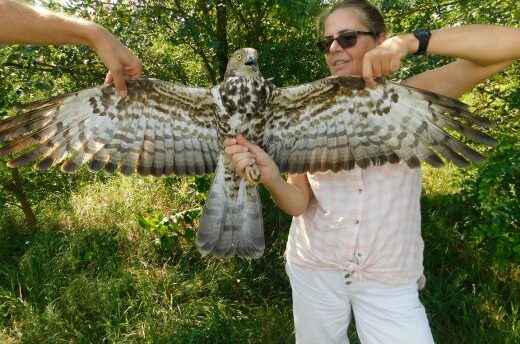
[0,79,221,177]
[265,76,496,174]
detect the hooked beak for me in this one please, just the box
[244,55,257,70]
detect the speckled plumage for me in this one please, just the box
[0,47,496,258]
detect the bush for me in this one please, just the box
[459,138,520,266]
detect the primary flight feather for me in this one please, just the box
[0,47,496,258]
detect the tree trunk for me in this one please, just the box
[216,0,229,81]
[2,168,37,229]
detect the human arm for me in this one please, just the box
[0,0,142,96]
[224,135,313,217]
[362,25,520,98]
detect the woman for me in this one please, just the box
[224,0,520,342]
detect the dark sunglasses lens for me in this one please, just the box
[317,33,358,53]
[317,39,334,53]
[337,33,358,49]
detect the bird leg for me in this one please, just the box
[245,163,261,185]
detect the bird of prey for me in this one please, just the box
[0,47,496,258]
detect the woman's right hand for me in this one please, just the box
[223,134,282,187]
[224,134,313,216]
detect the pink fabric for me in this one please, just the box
[285,163,425,286]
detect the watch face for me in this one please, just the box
[414,30,431,38]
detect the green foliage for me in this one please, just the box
[137,207,201,255]
[460,140,520,265]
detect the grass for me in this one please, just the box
[0,169,518,343]
[420,165,519,343]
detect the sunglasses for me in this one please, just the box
[316,30,375,53]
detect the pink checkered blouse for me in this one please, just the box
[285,163,425,287]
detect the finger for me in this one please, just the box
[362,55,377,89]
[236,134,263,154]
[111,67,127,97]
[235,134,250,145]
[232,152,255,164]
[380,55,391,76]
[231,153,255,176]
[124,57,143,79]
[223,137,237,147]
[389,57,401,73]
[235,135,277,169]
[235,157,256,174]
[104,71,113,84]
[224,144,248,156]
[131,60,143,79]
[126,67,142,80]
[371,55,382,78]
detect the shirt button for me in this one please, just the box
[358,188,363,192]
[357,253,362,257]
[355,220,360,224]
[345,281,352,285]
[344,274,351,278]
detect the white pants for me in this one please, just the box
[285,262,435,344]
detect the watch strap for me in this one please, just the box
[412,29,431,55]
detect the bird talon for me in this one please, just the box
[245,164,261,185]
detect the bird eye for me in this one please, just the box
[236,54,243,61]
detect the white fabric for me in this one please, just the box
[286,262,435,344]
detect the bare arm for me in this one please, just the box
[0,0,142,96]
[266,173,313,217]
[401,25,520,97]
[224,135,313,216]
[363,25,520,98]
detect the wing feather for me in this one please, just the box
[163,119,175,175]
[173,133,187,175]
[199,139,214,174]
[121,113,147,176]
[88,146,110,172]
[137,110,157,176]
[150,117,165,177]
[267,76,496,173]
[0,79,221,176]
[389,86,487,165]
[182,132,196,175]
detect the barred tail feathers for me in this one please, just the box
[196,157,264,258]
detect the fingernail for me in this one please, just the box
[119,90,127,97]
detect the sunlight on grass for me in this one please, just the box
[53,176,200,232]
[421,163,462,196]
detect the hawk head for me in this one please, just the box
[224,48,260,79]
